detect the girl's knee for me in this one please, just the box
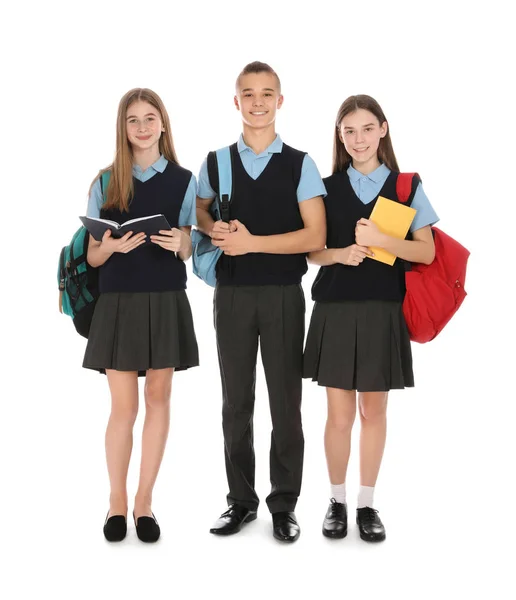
[110,402,138,424]
[144,383,171,409]
[327,411,356,434]
[359,393,388,421]
[144,369,173,409]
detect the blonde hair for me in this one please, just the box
[90,88,179,212]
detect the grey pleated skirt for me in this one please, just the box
[303,300,413,392]
[83,291,199,376]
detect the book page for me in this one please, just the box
[124,214,165,227]
[81,216,120,228]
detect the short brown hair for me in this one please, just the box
[236,61,281,92]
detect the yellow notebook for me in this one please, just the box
[367,196,417,266]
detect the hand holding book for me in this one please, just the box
[356,196,417,266]
[80,214,172,242]
[100,229,147,254]
[355,219,386,248]
[150,228,191,253]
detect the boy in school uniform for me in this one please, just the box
[196,61,326,542]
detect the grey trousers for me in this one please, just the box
[214,284,305,513]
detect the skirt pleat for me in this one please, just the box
[83,291,199,376]
[303,300,413,392]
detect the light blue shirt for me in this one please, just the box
[347,163,438,232]
[86,154,197,226]
[197,134,326,202]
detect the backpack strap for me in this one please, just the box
[216,146,233,222]
[396,172,419,204]
[58,247,66,291]
[207,145,234,223]
[68,231,91,308]
[207,151,219,195]
[207,152,221,221]
[396,172,421,271]
[100,171,111,203]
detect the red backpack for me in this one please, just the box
[397,173,470,343]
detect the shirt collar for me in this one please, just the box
[132,154,168,176]
[237,133,283,156]
[347,163,391,183]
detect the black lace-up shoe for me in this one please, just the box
[322,498,347,539]
[356,507,386,542]
[209,504,257,535]
[272,511,300,543]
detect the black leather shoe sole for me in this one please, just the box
[322,526,348,539]
[359,530,386,542]
[210,511,257,535]
[273,529,300,543]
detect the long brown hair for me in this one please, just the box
[332,95,399,174]
[90,88,179,212]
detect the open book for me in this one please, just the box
[367,196,417,266]
[79,214,172,241]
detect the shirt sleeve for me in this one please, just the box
[86,178,103,218]
[197,157,216,199]
[178,174,198,227]
[410,182,439,232]
[297,155,327,203]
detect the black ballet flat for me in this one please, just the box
[133,512,161,543]
[103,512,127,542]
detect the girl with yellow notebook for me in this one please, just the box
[303,95,438,543]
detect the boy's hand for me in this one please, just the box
[211,219,255,256]
[210,220,237,239]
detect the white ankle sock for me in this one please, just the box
[357,485,375,509]
[330,483,347,505]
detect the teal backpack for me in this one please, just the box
[58,171,110,337]
[191,147,232,286]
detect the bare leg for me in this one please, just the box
[105,370,139,517]
[134,368,173,519]
[325,388,357,485]
[358,392,388,487]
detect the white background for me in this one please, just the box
[2,1,514,598]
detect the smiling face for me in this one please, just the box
[339,108,387,170]
[125,100,164,152]
[234,71,283,130]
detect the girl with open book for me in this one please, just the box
[83,88,199,543]
[303,95,438,542]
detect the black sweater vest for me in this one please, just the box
[212,143,308,286]
[99,162,191,293]
[311,169,420,302]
